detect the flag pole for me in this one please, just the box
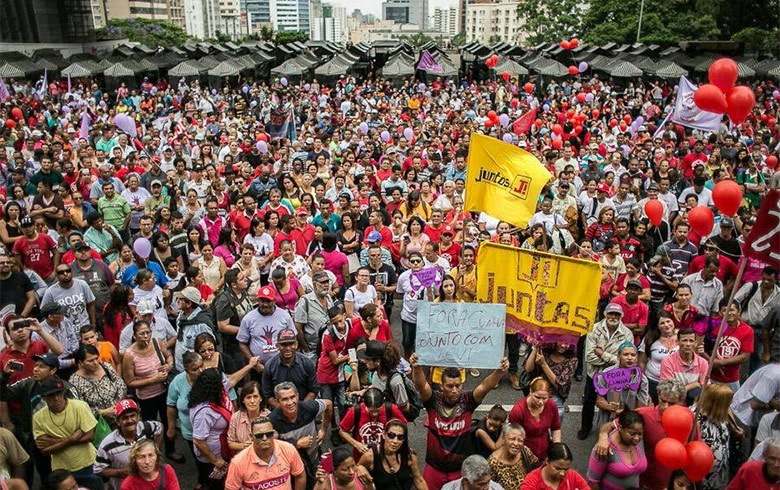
[702,256,747,385]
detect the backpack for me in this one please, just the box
[384,371,423,422]
[351,402,393,440]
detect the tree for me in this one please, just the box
[398,32,435,47]
[260,25,275,41]
[582,0,720,45]
[275,30,309,43]
[451,30,467,47]
[731,27,780,53]
[713,0,778,40]
[95,18,189,48]
[213,30,231,43]
[517,0,584,44]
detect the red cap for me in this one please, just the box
[442,225,454,235]
[115,398,139,417]
[296,206,309,216]
[598,183,609,193]
[257,286,275,301]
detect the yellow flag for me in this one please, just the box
[465,133,553,228]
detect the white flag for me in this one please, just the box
[670,76,723,133]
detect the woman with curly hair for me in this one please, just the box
[189,367,234,489]
[121,439,180,490]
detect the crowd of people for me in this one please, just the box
[0,61,778,490]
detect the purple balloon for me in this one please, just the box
[774,89,780,99]
[403,128,414,140]
[424,91,431,97]
[133,238,152,259]
[543,104,550,113]
[499,114,510,127]
[359,122,369,134]
[585,93,594,102]
[380,130,391,142]
[114,113,137,138]
[304,83,311,91]
[257,140,268,154]
[502,133,513,144]
[418,83,425,91]
[61,106,70,114]
[578,61,589,73]
[280,77,288,87]
[636,116,644,125]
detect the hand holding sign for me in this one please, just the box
[592,367,642,396]
[411,267,445,292]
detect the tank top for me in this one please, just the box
[370,447,414,490]
[127,345,166,400]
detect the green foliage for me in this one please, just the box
[213,30,231,43]
[260,25,275,41]
[582,0,719,45]
[517,0,584,44]
[731,27,780,53]
[275,31,309,43]
[451,31,467,47]
[95,18,189,48]
[398,32,435,47]
[714,0,778,39]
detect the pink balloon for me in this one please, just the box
[133,238,152,259]
[403,128,414,140]
[114,113,137,138]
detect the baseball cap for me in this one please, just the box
[647,183,659,191]
[312,271,330,283]
[604,303,624,317]
[442,225,454,236]
[33,353,60,369]
[115,398,139,417]
[638,125,647,132]
[720,217,734,227]
[20,216,35,228]
[257,286,275,301]
[136,300,155,315]
[598,183,610,193]
[296,206,309,216]
[74,241,91,252]
[150,179,163,187]
[39,377,66,396]
[174,286,201,305]
[41,303,67,316]
[276,328,297,344]
[626,279,643,290]
[366,231,382,243]
[357,340,387,360]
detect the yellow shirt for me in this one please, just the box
[450,266,476,303]
[33,399,97,471]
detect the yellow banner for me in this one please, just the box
[465,133,553,228]
[476,242,602,342]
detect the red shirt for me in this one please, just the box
[688,254,739,283]
[61,249,103,265]
[424,224,445,243]
[636,406,700,490]
[12,233,57,279]
[233,210,262,242]
[363,225,393,249]
[346,317,393,348]
[712,321,754,383]
[508,397,561,460]
[0,340,50,414]
[423,389,479,472]
[726,462,779,490]
[120,464,179,490]
[609,296,649,343]
[439,242,461,268]
[521,466,589,490]
[316,328,349,385]
[339,402,407,460]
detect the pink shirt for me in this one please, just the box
[320,249,348,286]
[198,215,227,247]
[659,351,708,386]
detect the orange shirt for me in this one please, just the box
[225,439,304,490]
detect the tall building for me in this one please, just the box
[241,0,271,33]
[311,2,347,43]
[466,0,524,45]
[89,0,108,28]
[269,0,310,33]
[220,0,242,37]
[167,0,186,29]
[106,0,171,19]
[433,6,457,37]
[458,0,467,32]
[183,0,221,38]
[382,0,428,29]
[1,0,96,42]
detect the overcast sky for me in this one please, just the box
[328,0,458,18]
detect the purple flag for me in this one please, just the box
[0,76,8,101]
[417,50,442,74]
[78,107,89,139]
[670,76,723,133]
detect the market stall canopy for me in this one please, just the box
[695,57,755,77]
[168,60,204,77]
[208,60,242,77]
[104,62,136,77]
[61,62,98,77]
[608,61,642,77]
[653,61,688,79]
[0,62,25,78]
[380,53,416,78]
[271,58,310,77]
[493,57,528,76]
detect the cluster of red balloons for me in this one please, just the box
[10,107,23,120]
[693,58,756,125]
[485,54,499,68]
[656,406,714,482]
[560,38,579,50]
[485,110,499,128]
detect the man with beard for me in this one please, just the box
[41,263,96,331]
[0,254,36,316]
[238,286,297,379]
[70,241,113,327]
[293,272,335,361]
[95,399,162,490]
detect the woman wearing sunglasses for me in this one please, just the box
[356,419,427,490]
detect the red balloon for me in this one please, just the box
[485,120,493,127]
[510,98,519,109]
[485,59,492,67]
[656,438,688,470]
[592,109,600,119]
[712,180,743,216]
[502,71,510,82]
[576,93,586,103]
[258,134,269,142]
[623,114,632,124]
[708,58,739,93]
[5,119,16,129]
[687,206,715,237]
[645,199,664,226]
[552,124,563,135]
[566,109,575,119]
[725,86,756,125]
[560,40,570,50]
[568,65,578,76]
[662,405,694,443]
[561,101,568,109]
[534,118,543,128]
[488,111,497,122]
[524,83,534,94]
[609,118,618,128]
[684,441,714,482]
[619,122,628,132]
[10,108,22,120]
[569,38,579,48]
[694,84,728,114]
[551,139,563,149]
[767,155,778,169]
[573,125,583,135]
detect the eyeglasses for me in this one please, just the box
[386,432,405,441]
[56,269,71,275]
[253,431,275,440]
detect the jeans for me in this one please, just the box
[506,334,522,374]
[580,375,597,433]
[321,382,347,418]
[575,336,585,377]
[401,319,417,354]
[552,394,565,421]
[138,392,176,454]
[72,465,104,490]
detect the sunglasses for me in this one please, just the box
[253,431,275,440]
[56,269,71,275]
[409,259,422,264]
[386,432,405,441]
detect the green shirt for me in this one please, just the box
[95,138,118,154]
[97,195,130,230]
[84,225,120,263]
[144,194,171,214]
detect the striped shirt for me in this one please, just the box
[95,421,162,490]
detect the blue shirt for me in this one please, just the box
[121,261,167,287]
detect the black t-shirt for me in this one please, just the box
[367,263,397,307]
[710,234,742,264]
[269,399,327,465]
[0,271,34,314]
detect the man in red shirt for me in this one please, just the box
[232,195,263,242]
[727,442,780,490]
[12,216,59,282]
[708,300,754,391]
[438,226,461,268]
[410,353,509,490]
[680,140,707,179]
[291,207,315,254]
[339,388,407,460]
[424,209,446,243]
[609,279,649,344]
[274,215,303,257]
[688,241,739,291]
[363,210,393,249]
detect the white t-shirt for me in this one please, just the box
[731,363,780,427]
[396,269,427,323]
[130,285,167,320]
[344,285,377,313]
